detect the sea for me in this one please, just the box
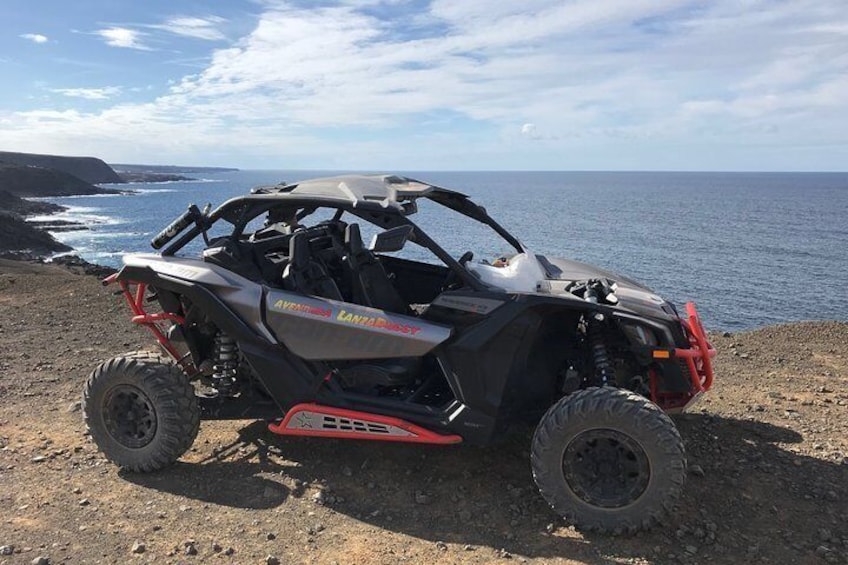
[29,170,848,331]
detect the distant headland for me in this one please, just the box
[0,150,238,259]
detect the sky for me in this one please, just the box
[1,0,847,171]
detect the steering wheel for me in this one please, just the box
[441,251,474,291]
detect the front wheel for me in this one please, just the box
[83,351,200,472]
[531,387,686,534]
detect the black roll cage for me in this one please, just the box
[160,192,525,292]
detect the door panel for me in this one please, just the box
[264,289,452,360]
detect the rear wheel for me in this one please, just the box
[531,387,686,534]
[83,351,200,472]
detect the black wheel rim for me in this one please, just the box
[562,428,650,508]
[103,385,158,449]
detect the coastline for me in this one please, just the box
[0,188,136,262]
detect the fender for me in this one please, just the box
[115,265,323,409]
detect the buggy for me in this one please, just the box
[84,174,715,533]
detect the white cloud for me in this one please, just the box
[521,123,539,139]
[96,27,150,50]
[50,87,122,100]
[4,0,848,169]
[20,33,48,44]
[149,16,227,41]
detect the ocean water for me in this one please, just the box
[31,170,848,331]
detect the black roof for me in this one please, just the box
[250,174,467,208]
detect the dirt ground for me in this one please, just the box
[0,259,846,565]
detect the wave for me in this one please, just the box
[134,188,177,194]
[28,205,126,227]
[28,192,129,200]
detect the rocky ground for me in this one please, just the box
[0,259,845,565]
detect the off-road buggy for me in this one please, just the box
[84,175,715,533]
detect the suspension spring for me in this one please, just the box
[212,332,239,396]
[588,316,613,386]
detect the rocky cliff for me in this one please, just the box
[0,150,123,184]
[0,212,71,255]
[0,162,121,197]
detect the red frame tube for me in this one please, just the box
[105,275,186,363]
[674,302,716,394]
[649,302,716,411]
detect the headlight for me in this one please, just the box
[621,323,659,347]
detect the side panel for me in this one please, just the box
[123,253,275,342]
[264,290,453,360]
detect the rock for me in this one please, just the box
[463,544,475,551]
[0,545,14,556]
[30,455,46,463]
[183,541,198,555]
[266,532,276,541]
[342,466,353,477]
[414,491,431,505]
[436,541,448,551]
[223,547,235,556]
[265,556,280,565]
[78,498,90,506]
[72,487,82,494]
[211,542,222,553]
[31,557,50,565]
[311,491,326,505]
[722,331,732,337]
[130,541,145,554]
[497,548,513,559]
[689,464,706,477]
[685,545,698,554]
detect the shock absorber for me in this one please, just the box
[588,314,613,386]
[212,331,239,396]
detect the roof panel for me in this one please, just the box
[250,174,465,206]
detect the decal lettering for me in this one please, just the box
[336,309,422,336]
[273,299,332,318]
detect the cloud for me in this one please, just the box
[95,27,150,50]
[149,16,227,41]
[4,0,848,170]
[20,33,48,44]
[50,87,122,100]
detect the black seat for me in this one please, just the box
[344,224,409,313]
[282,230,343,301]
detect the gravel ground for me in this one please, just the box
[0,259,845,564]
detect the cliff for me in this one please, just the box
[0,190,66,216]
[0,162,121,197]
[0,150,123,184]
[0,211,71,254]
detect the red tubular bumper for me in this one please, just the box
[674,302,716,394]
[104,274,187,365]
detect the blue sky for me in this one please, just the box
[1,0,847,170]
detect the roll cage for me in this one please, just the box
[158,177,527,292]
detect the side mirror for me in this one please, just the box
[369,225,414,253]
[401,201,418,215]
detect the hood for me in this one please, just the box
[537,255,679,322]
